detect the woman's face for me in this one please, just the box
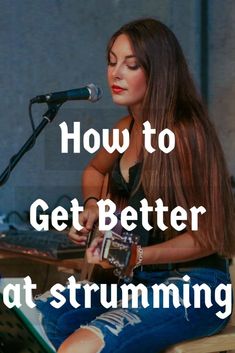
[107,34,147,114]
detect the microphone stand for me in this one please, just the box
[0,103,62,186]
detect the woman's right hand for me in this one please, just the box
[68,205,99,246]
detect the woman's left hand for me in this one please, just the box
[86,236,114,269]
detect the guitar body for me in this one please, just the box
[81,222,118,283]
[89,266,117,284]
[81,219,139,283]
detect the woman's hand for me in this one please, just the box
[68,205,99,246]
[86,236,114,269]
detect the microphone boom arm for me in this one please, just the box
[0,103,61,186]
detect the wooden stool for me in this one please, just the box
[164,263,235,353]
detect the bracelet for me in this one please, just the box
[134,245,144,269]
[83,196,99,208]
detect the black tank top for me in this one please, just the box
[109,119,162,246]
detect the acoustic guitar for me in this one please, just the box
[87,216,139,283]
[80,175,140,283]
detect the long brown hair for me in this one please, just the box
[107,18,235,256]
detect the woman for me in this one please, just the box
[36,18,235,353]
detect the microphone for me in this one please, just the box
[30,83,103,104]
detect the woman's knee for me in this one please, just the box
[57,327,105,353]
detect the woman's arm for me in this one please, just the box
[68,115,132,244]
[86,231,214,268]
[142,231,214,265]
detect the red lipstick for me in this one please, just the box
[112,85,126,94]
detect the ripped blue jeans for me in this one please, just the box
[35,267,232,353]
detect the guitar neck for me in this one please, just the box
[86,223,99,248]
